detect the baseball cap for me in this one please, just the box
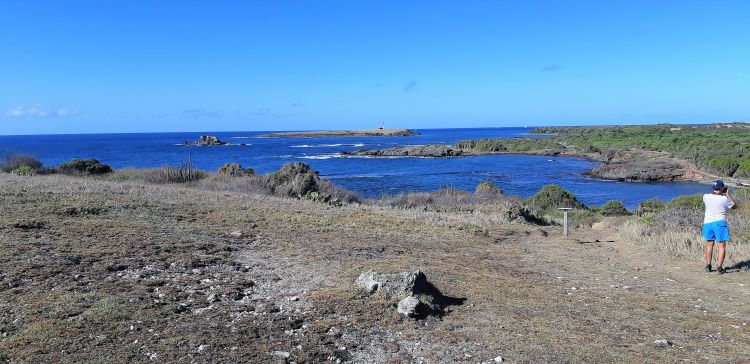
[713,180,725,190]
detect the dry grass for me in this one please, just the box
[2,174,750,363]
[621,190,750,268]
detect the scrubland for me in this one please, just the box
[1,158,750,363]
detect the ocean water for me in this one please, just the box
[0,127,709,208]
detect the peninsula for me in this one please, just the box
[344,123,750,184]
[258,128,419,138]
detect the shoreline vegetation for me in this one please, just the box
[344,123,750,185]
[256,128,419,138]
[2,153,749,362]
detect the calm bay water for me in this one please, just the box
[0,127,709,208]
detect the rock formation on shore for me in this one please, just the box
[587,157,686,181]
[344,145,466,157]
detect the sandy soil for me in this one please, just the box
[1,174,749,363]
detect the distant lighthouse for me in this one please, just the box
[378,121,385,130]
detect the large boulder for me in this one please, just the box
[355,269,464,319]
[355,270,429,299]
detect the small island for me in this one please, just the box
[182,135,227,146]
[257,128,419,138]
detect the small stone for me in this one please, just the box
[273,351,291,358]
[289,296,299,301]
[197,344,210,353]
[230,230,243,237]
[397,296,423,317]
[207,293,219,303]
[654,339,672,347]
[494,355,504,362]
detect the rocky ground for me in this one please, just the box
[1,174,749,363]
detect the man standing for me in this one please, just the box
[703,180,735,274]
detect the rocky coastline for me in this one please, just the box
[344,144,712,183]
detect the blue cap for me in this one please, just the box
[713,180,725,190]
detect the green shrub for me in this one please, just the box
[705,157,740,176]
[1,154,43,173]
[666,194,703,210]
[57,159,112,175]
[218,163,255,177]
[529,184,584,210]
[475,180,502,195]
[636,198,665,215]
[11,165,36,175]
[600,200,631,216]
[734,159,750,178]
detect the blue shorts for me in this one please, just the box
[702,221,730,242]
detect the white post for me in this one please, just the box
[558,207,572,237]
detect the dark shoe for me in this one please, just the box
[717,266,725,275]
[705,264,712,272]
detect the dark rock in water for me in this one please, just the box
[183,135,226,146]
[588,157,685,181]
[344,145,465,157]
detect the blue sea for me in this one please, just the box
[0,127,709,208]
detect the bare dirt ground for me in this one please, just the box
[1,174,749,363]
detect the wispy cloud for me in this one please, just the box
[403,81,417,92]
[290,103,302,107]
[183,109,222,118]
[5,104,78,117]
[250,107,272,116]
[540,65,564,72]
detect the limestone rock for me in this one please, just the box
[397,296,423,317]
[355,270,428,299]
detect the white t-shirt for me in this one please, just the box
[703,193,734,224]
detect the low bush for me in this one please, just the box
[218,163,255,177]
[57,159,112,175]
[636,198,666,215]
[143,163,205,184]
[1,154,43,173]
[11,165,36,175]
[600,200,631,216]
[475,180,502,195]
[666,194,703,210]
[529,184,584,210]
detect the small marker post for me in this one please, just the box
[558,207,572,237]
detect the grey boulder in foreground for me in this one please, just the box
[355,269,462,318]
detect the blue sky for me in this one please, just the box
[1,1,748,135]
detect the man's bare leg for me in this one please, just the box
[716,242,726,273]
[705,241,714,271]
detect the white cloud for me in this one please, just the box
[5,104,78,117]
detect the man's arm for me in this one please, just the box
[726,189,736,209]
